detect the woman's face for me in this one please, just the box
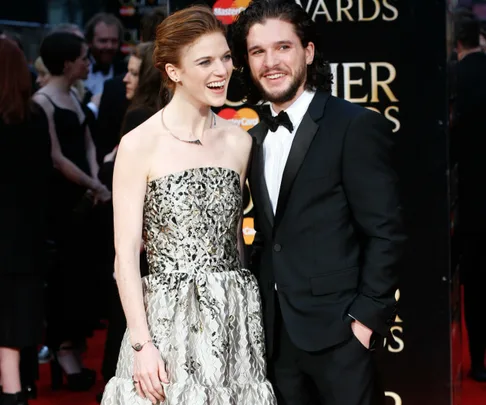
[66,43,90,81]
[123,55,142,100]
[167,32,233,107]
[36,70,51,87]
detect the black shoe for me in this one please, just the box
[50,356,96,392]
[469,367,486,382]
[0,392,28,405]
[65,369,97,392]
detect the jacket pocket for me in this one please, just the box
[310,267,359,296]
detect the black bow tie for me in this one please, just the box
[92,63,111,75]
[260,108,294,133]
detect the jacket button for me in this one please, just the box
[273,244,282,252]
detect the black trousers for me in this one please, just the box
[461,233,486,370]
[268,300,384,405]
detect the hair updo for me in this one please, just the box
[153,5,226,104]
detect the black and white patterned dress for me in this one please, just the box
[101,166,276,405]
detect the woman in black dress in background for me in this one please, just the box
[0,38,51,405]
[32,32,111,392]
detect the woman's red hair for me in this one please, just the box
[0,38,32,124]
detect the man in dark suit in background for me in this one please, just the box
[233,1,406,404]
[451,9,486,382]
[94,6,167,163]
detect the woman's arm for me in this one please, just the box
[112,132,167,403]
[84,126,99,179]
[33,95,103,192]
[112,133,150,344]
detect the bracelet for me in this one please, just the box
[131,339,152,352]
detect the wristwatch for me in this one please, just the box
[131,339,152,352]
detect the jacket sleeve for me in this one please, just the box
[343,109,406,335]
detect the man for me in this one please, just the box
[232,1,406,404]
[83,12,126,117]
[451,9,486,382]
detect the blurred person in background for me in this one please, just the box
[83,12,126,118]
[121,41,162,133]
[451,8,486,382]
[50,23,87,102]
[34,57,51,89]
[94,7,166,163]
[0,37,51,405]
[32,31,110,392]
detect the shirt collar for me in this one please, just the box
[269,89,316,127]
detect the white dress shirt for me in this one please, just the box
[263,90,316,214]
[83,59,114,118]
[84,61,114,96]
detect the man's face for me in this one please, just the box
[90,22,120,65]
[246,19,314,108]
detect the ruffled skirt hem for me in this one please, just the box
[101,376,276,405]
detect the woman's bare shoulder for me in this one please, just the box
[119,111,162,155]
[215,114,252,147]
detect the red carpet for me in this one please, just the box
[31,329,106,405]
[30,317,486,405]
[461,309,486,405]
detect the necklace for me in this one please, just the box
[161,109,216,146]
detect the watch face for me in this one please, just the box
[133,343,142,351]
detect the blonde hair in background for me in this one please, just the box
[34,56,48,75]
[34,56,85,99]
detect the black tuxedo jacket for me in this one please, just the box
[249,91,405,356]
[94,75,129,163]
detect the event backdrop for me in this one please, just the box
[175,0,456,404]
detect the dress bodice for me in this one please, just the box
[143,166,242,274]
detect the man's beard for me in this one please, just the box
[91,47,116,66]
[253,62,307,104]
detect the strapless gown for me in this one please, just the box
[101,166,276,404]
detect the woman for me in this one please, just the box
[102,41,162,166]
[95,41,161,402]
[121,41,162,135]
[34,57,51,89]
[32,32,110,392]
[0,38,51,405]
[101,5,276,405]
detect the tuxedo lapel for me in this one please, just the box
[274,91,331,228]
[250,123,274,228]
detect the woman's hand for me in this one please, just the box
[91,181,111,204]
[133,342,169,404]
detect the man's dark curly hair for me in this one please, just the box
[231,0,333,105]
